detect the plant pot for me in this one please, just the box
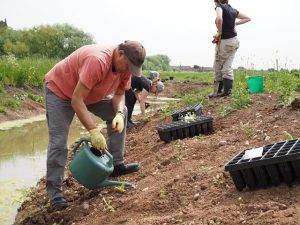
[225,139,300,191]
[156,115,213,142]
[171,103,202,121]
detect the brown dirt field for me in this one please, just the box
[6,81,300,225]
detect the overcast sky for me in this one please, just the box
[1,0,299,70]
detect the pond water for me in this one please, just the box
[0,96,180,225]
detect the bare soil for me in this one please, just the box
[7,80,300,225]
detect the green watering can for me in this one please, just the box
[70,138,134,189]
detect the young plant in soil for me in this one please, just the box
[175,140,184,161]
[102,197,115,212]
[283,131,294,140]
[159,190,166,200]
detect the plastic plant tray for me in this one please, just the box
[156,116,213,143]
[171,103,202,121]
[225,139,300,191]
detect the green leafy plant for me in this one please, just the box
[28,93,44,103]
[159,101,179,119]
[159,190,166,200]
[231,85,252,110]
[246,127,255,138]
[115,183,126,193]
[179,112,196,122]
[216,104,233,117]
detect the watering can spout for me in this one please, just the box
[97,179,135,188]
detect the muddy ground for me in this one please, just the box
[4,80,300,225]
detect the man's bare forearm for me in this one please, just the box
[113,93,125,113]
[71,98,96,131]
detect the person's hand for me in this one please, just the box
[212,31,222,44]
[112,112,125,133]
[89,128,107,150]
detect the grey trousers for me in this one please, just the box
[44,85,127,200]
[213,36,240,81]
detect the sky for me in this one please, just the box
[1,0,300,70]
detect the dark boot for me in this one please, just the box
[110,163,140,177]
[208,80,223,98]
[221,78,233,96]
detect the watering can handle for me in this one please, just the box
[72,137,90,155]
[72,138,113,160]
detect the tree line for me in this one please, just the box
[0,24,171,71]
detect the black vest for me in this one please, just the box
[216,4,239,39]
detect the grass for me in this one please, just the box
[0,56,299,112]
[0,55,58,87]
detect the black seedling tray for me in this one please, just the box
[156,116,213,143]
[225,139,300,191]
[171,103,202,121]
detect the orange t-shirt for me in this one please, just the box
[45,45,131,105]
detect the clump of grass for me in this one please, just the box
[159,101,179,119]
[216,104,233,117]
[231,82,252,110]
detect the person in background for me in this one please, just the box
[44,40,145,210]
[209,0,251,98]
[149,70,160,81]
[125,76,164,128]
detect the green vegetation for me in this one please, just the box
[0,24,94,58]
[159,101,179,119]
[178,69,300,110]
[143,54,171,71]
[0,55,57,87]
[159,190,166,200]
[0,180,32,225]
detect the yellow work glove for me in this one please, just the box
[212,31,222,44]
[112,111,125,133]
[214,31,222,38]
[89,128,107,150]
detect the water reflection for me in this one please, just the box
[0,117,83,225]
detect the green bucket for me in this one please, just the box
[247,75,264,93]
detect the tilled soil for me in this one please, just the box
[12,81,300,225]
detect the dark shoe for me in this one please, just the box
[127,121,140,128]
[110,163,140,177]
[220,78,233,96]
[50,197,68,210]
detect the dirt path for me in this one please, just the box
[10,81,300,225]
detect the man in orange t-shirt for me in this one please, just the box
[44,40,146,210]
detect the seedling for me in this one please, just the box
[212,174,224,186]
[159,190,166,200]
[114,183,126,193]
[179,112,196,122]
[216,104,233,117]
[246,127,254,138]
[102,197,115,212]
[175,140,184,161]
[283,131,294,140]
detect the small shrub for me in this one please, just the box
[231,84,252,110]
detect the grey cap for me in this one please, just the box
[149,71,160,80]
[156,80,165,94]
